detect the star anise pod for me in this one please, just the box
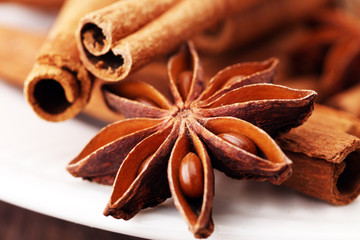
[67,42,316,238]
[287,9,360,99]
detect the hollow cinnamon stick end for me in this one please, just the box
[276,104,360,204]
[77,15,112,56]
[24,64,90,122]
[277,120,360,205]
[77,19,130,82]
[283,151,360,205]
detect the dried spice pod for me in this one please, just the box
[191,117,292,184]
[67,118,166,184]
[168,124,214,238]
[104,120,178,219]
[67,42,316,238]
[284,9,360,102]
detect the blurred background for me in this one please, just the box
[0,1,360,240]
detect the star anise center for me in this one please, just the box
[175,107,193,119]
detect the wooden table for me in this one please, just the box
[0,201,144,240]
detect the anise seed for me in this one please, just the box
[179,152,204,198]
[177,71,193,101]
[218,133,258,155]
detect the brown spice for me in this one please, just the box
[24,0,118,122]
[179,152,204,199]
[0,26,44,87]
[218,133,258,155]
[0,25,168,123]
[278,104,360,205]
[284,9,360,102]
[76,0,263,81]
[193,0,329,54]
[67,42,316,238]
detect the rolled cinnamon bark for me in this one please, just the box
[278,104,360,205]
[0,27,169,123]
[326,84,360,118]
[0,26,44,87]
[192,0,330,54]
[0,26,168,123]
[24,0,117,122]
[0,25,121,122]
[76,0,262,81]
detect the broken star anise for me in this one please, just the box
[287,9,360,99]
[67,42,316,238]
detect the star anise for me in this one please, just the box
[67,42,316,238]
[287,9,360,99]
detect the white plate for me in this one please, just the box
[0,4,359,240]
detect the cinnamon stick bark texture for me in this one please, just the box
[24,0,117,122]
[76,0,263,81]
[0,26,44,87]
[277,105,360,205]
[192,0,330,54]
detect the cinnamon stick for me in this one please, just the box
[193,0,330,54]
[76,0,262,81]
[326,84,360,118]
[24,0,117,122]
[277,104,360,205]
[0,25,166,123]
[0,24,122,122]
[0,26,44,87]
